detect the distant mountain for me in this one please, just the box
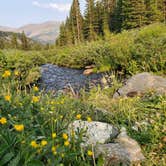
[0,31,41,48]
[0,26,16,32]
[0,21,61,43]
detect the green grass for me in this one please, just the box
[0,71,165,165]
[0,23,165,165]
[82,86,166,166]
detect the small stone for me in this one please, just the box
[83,69,94,75]
[85,65,95,69]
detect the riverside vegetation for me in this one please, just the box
[0,23,166,86]
[0,23,165,165]
[0,0,166,165]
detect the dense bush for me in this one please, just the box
[49,23,166,75]
[0,50,46,86]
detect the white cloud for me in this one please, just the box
[32,1,71,12]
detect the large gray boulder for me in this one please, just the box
[68,120,119,146]
[114,72,166,98]
[95,128,145,166]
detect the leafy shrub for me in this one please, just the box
[47,23,166,75]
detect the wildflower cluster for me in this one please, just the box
[0,70,96,165]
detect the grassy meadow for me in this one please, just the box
[0,23,166,165]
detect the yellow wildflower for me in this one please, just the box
[76,114,81,120]
[61,153,65,158]
[41,140,48,146]
[32,96,40,103]
[64,140,70,146]
[61,100,64,104]
[62,133,68,140]
[50,101,54,105]
[14,70,19,76]
[30,140,38,148]
[51,146,56,152]
[87,150,93,156]
[2,70,11,78]
[33,86,39,92]
[4,95,11,102]
[87,117,92,122]
[52,146,57,155]
[52,132,57,139]
[0,117,7,125]
[14,124,24,132]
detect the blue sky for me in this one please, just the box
[0,0,85,27]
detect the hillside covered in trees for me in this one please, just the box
[0,31,44,50]
[56,0,166,46]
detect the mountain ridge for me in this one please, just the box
[0,21,61,43]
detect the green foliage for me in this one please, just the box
[84,87,166,166]
[1,23,165,77]
[56,0,83,46]
[1,70,165,165]
[0,72,99,165]
[121,0,147,29]
[57,0,166,46]
[0,50,46,86]
[0,31,45,51]
[53,23,166,75]
[21,31,29,50]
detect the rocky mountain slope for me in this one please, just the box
[0,21,60,43]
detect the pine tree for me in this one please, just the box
[56,0,83,45]
[56,0,165,46]
[11,33,18,49]
[57,23,67,46]
[110,0,123,32]
[156,0,166,22]
[102,0,115,38]
[0,38,5,49]
[68,0,83,44]
[21,31,29,50]
[84,0,97,41]
[143,0,166,24]
[65,17,74,45]
[94,1,104,36]
[74,0,84,43]
[121,0,147,30]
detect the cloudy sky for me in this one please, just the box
[0,0,85,27]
